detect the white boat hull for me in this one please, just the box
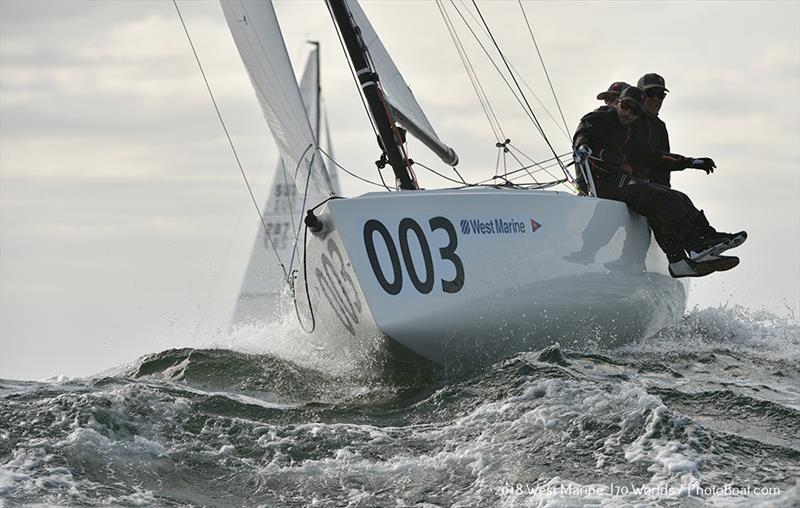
[295,188,687,369]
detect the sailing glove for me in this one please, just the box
[690,157,716,174]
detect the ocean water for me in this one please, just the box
[1,306,798,507]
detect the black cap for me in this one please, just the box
[620,86,645,109]
[596,81,631,100]
[637,73,669,92]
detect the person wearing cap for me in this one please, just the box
[572,81,632,194]
[632,73,715,187]
[630,73,742,258]
[595,81,630,112]
[573,87,744,278]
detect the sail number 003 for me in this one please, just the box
[363,217,464,295]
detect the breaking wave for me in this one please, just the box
[1,306,798,506]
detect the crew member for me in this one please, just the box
[595,81,630,112]
[631,73,716,186]
[573,87,741,277]
[630,73,745,252]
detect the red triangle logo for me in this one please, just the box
[530,219,541,232]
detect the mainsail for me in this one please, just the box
[344,0,459,166]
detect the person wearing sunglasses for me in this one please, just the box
[632,73,716,188]
[573,87,743,278]
[630,73,746,268]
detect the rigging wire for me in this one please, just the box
[324,0,395,190]
[436,0,504,142]
[454,0,570,140]
[514,179,568,190]
[518,0,571,142]
[286,144,317,279]
[413,159,475,186]
[293,193,346,334]
[505,153,570,185]
[448,0,543,138]
[294,223,315,333]
[510,152,575,195]
[505,143,572,190]
[469,0,572,184]
[172,0,288,280]
[318,148,398,190]
[506,142,574,189]
[474,151,572,184]
[452,165,468,185]
[504,146,540,183]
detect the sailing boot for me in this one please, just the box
[689,231,748,261]
[691,210,717,237]
[690,210,747,259]
[669,255,740,278]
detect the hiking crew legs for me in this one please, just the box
[595,174,702,263]
[655,185,717,237]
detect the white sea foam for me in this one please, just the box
[201,311,386,378]
[622,305,800,363]
[0,447,96,502]
[240,376,723,505]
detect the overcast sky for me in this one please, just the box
[1,0,798,380]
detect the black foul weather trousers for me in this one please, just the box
[595,174,704,263]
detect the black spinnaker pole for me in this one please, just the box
[327,0,417,190]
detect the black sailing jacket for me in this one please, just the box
[631,114,681,187]
[573,109,635,177]
[574,109,690,181]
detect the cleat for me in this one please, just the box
[669,255,739,278]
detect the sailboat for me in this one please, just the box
[220,0,687,370]
[231,45,341,327]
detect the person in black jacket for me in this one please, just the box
[629,73,745,255]
[573,87,743,277]
[631,73,717,187]
[632,73,715,187]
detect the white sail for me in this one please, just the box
[345,0,459,166]
[221,0,334,203]
[230,45,340,326]
[323,105,340,195]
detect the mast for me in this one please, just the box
[308,40,321,142]
[327,0,417,190]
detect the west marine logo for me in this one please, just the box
[459,218,540,236]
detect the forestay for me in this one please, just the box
[345,0,459,166]
[221,0,334,206]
